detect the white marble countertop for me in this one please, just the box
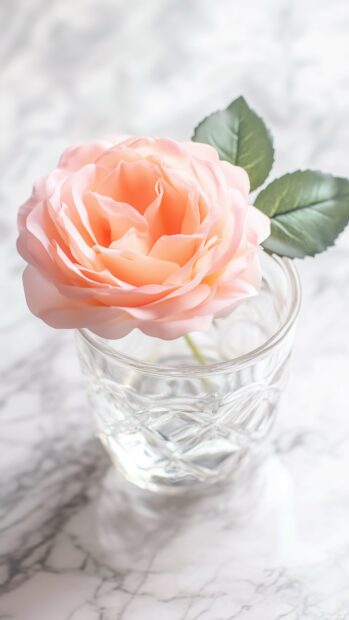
[1,0,349,618]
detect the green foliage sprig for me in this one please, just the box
[193,96,349,258]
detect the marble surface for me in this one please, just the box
[1,0,349,617]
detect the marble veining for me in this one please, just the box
[1,0,349,617]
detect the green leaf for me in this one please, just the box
[192,96,274,191]
[255,170,349,258]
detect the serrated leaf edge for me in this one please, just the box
[192,96,274,190]
[259,169,349,259]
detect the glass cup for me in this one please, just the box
[76,252,301,494]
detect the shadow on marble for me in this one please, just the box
[92,454,298,574]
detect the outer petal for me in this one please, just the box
[247,205,271,245]
[58,140,113,171]
[139,314,213,340]
[220,160,250,198]
[183,141,220,162]
[23,266,120,329]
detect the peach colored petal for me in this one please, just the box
[247,205,271,245]
[67,165,99,243]
[183,141,220,162]
[155,178,188,235]
[58,141,113,172]
[98,161,159,214]
[17,204,67,283]
[162,167,209,225]
[59,205,96,267]
[80,192,111,247]
[219,160,250,198]
[109,228,150,255]
[23,266,121,329]
[143,183,166,240]
[149,234,202,265]
[189,157,229,210]
[180,189,201,234]
[140,314,213,340]
[95,143,144,169]
[52,242,115,288]
[120,137,189,166]
[97,248,179,286]
[90,192,148,240]
[122,283,211,321]
[89,316,139,339]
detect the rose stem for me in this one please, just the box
[183,334,214,392]
[183,334,207,366]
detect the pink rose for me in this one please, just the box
[17,137,270,340]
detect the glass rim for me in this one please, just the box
[78,255,301,377]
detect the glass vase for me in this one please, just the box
[76,252,301,494]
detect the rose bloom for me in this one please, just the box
[17,137,270,340]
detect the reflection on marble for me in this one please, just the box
[1,0,349,617]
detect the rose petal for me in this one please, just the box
[149,234,202,265]
[58,141,113,172]
[97,247,180,286]
[98,160,159,214]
